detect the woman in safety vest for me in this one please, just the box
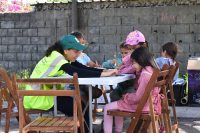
[24,35,118,133]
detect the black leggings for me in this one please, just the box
[52,96,89,133]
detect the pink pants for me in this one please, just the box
[104,101,124,133]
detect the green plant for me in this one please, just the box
[178,72,188,95]
[0,66,33,101]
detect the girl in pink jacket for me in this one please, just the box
[104,46,163,133]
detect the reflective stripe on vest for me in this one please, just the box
[29,53,66,90]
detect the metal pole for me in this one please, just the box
[72,0,78,31]
[53,84,57,116]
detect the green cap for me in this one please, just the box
[60,35,88,50]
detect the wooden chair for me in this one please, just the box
[93,85,111,121]
[160,62,180,133]
[12,72,85,133]
[0,68,53,133]
[107,65,175,133]
[0,73,16,125]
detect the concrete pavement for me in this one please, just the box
[1,102,200,133]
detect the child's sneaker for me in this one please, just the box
[159,127,165,133]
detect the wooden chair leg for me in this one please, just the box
[93,98,97,121]
[73,98,78,133]
[169,83,179,133]
[101,85,109,104]
[148,93,158,133]
[164,87,173,133]
[162,86,172,133]
[0,87,4,125]
[140,120,151,133]
[70,127,74,133]
[133,119,143,133]
[5,93,12,133]
[161,99,170,133]
[19,98,25,133]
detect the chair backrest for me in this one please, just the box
[0,69,9,102]
[161,62,180,81]
[0,68,16,108]
[126,65,175,132]
[11,72,85,133]
[161,62,180,91]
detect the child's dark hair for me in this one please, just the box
[119,41,130,50]
[138,41,149,49]
[70,31,88,46]
[131,46,159,70]
[45,41,64,57]
[70,31,84,39]
[161,42,179,61]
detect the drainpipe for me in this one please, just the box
[72,0,78,31]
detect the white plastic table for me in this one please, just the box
[52,73,136,133]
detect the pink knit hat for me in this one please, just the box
[125,30,145,45]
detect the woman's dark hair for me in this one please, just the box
[161,42,179,61]
[119,41,130,50]
[70,31,84,39]
[131,46,159,70]
[138,41,149,49]
[45,41,64,57]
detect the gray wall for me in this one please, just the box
[0,2,200,72]
[0,11,72,70]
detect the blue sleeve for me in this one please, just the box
[102,59,116,69]
[117,58,122,64]
[84,53,91,64]
[78,53,90,65]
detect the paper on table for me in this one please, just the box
[59,74,72,78]
[94,67,106,69]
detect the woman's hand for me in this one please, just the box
[110,60,116,65]
[121,94,125,100]
[100,69,119,77]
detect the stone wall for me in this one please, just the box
[1,1,200,72]
[0,11,72,70]
[79,4,200,72]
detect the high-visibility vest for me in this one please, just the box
[23,51,69,110]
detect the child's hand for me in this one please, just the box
[116,66,120,70]
[94,64,103,68]
[110,60,116,65]
[117,62,124,67]
[121,94,125,100]
[97,65,103,68]
[101,69,119,77]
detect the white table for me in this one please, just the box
[52,73,135,133]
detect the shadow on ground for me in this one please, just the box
[1,112,200,133]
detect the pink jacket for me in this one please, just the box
[119,55,136,74]
[117,66,164,115]
[119,55,140,90]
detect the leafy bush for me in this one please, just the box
[178,72,188,95]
